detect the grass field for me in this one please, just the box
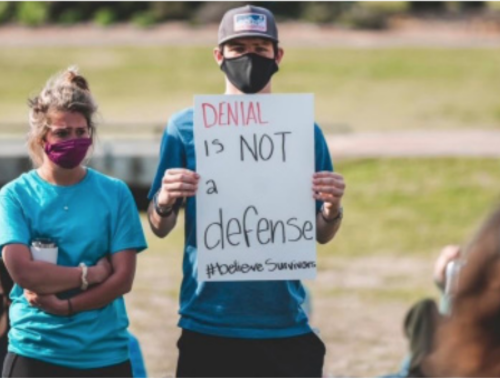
[1,47,500,132]
[125,157,500,377]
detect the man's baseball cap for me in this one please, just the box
[218,5,279,45]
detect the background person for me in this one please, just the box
[386,206,500,378]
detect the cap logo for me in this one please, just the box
[234,13,267,32]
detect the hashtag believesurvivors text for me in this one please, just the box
[205,259,317,279]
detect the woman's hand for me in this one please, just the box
[24,290,68,316]
[88,256,112,285]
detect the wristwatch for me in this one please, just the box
[153,191,174,218]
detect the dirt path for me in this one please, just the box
[126,252,437,378]
[1,20,500,48]
[2,130,499,159]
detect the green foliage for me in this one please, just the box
[319,158,500,259]
[0,1,12,24]
[340,7,389,29]
[1,2,494,27]
[16,2,50,27]
[93,7,117,27]
[193,2,242,24]
[359,1,409,14]
[340,2,408,30]
[57,8,85,25]
[132,11,157,28]
[150,2,193,22]
[302,2,352,24]
[487,1,500,12]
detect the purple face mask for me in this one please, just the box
[44,137,92,169]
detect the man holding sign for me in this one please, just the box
[148,5,345,378]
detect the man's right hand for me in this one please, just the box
[157,168,200,207]
[433,245,461,290]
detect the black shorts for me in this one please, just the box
[176,329,326,378]
[2,352,132,378]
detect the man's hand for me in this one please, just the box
[313,172,346,219]
[24,290,68,316]
[157,169,200,207]
[434,245,461,290]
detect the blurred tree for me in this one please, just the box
[457,2,486,12]
[16,2,50,26]
[132,10,157,28]
[409,2,447,14]
[57,8,86,25]
[151,2,200,22]
[301,2,352,24]
[93,7,117,26]
[113,2,150,21]
[194,2,305,25]
[340,2,409,29]
[193,1,242,24]
[264,2,303,20]
[0,1,13,24]
[51,2,101,23]
[4,1,494,27]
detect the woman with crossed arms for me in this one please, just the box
[0,67,146,377]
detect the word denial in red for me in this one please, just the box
[202,101,269,128]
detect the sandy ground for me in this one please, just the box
[125,241,437,378]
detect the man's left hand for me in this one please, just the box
[313,172,346,218]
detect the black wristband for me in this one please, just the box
[153,191,174,218]
[67,298,73,316]
[321,206,343,224]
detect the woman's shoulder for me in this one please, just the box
[0,170,37,198]
[87,169,132,202]
[88,168,128,189]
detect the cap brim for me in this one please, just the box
[218,33,279,45]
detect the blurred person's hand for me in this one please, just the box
[434,245,461,291]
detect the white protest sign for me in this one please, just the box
[194,94,316,281]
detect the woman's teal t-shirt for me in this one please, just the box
[0,168,147,369]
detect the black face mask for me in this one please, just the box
[221,53,279,94]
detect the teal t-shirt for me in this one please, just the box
[0,168,147,369]
[148,107,333,339]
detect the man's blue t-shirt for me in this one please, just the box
[0,168,147,368]
[149,107,333,339]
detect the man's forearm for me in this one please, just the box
[147,201,178,238]
[316,211,342,244]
